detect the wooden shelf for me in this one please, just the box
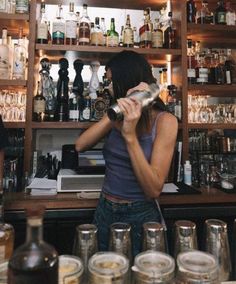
[31,121,94,129]
[188,123,236,130]
[0,13,29,37]
[187,23,236,48]
[35,44,182,65]
[188,84,236,96]
[0,80,27,87]
[3,122,26,128]
[35,0,166,10]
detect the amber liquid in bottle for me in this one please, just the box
[8,206,58,284]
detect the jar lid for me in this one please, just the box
[59,254,84,283]
[88,252,129,277]
[132,251,175,281]
[177,250,218,281]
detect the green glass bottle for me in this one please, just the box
[106,18,119,47]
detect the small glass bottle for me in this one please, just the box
[8,206,58,284]
[123,14,134,47]
[78,4,91,45]
[107,18,119,47]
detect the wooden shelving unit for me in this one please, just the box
[1,0,235,175]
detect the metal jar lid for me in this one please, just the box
[132,250,175,283]
[59,255,84,284]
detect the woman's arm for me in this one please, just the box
[75,114,112,152]
[125,112,178,198]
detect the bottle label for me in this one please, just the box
[66,21,77,39]
[0,46,10,79]
[15,0,28,13]
[226,70,231,84]
[107,35,119,47]
[78,22,90,44]
[217,12,226,24]
[90,32,103,46]
[140,31,152,42]
[52,22,65,39]
[69,109,79,120]
[123,29,133,45]
[34,100,46,113]
[187,68,196,78]
[197,67,208,83]
[13,53,25,78]
[226,12,236,25]
[81,107,90,120]
[151,31,163,48]
[37,23,48,40]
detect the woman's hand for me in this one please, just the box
[116,82,149,142]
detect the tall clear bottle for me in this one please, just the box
[37,1,49,44]
[0,28,10,79]
[12,28,27,80]
[52,4,65,45]
[8,206,58,284]
[78,4,91,45]
[123,14,134,47]
[65,2,77,45]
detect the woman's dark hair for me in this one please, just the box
[106,50,166,131]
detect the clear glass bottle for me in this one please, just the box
[100,17,107,46]
[0,188,14,263]
[133,27,140,48]
[106,18,119,47]
[79,95,91,121]
[78,4,91,45]
[118,25,124,47]
[65,2,77,45]
[8,206,59,284]
[186,0,196,23]
[123,14,134,47]
[0,28,10,79]
[12,27,27,80]
[37,1,49,44]
[52,4,65,45]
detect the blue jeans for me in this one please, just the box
[92,194,162,258]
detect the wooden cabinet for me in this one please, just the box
[1,0,235,181]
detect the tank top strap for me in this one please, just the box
[151,111,166,142]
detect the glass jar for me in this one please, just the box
[176,250,219,284]
[59,255,84,284]
[132,250,175,284]
[88,251,129,284]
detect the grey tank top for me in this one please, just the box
[102,112,165,201]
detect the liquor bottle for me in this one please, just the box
[79,94,91,121]
[65,2,77,45]
[73,58,84,98]
[12,28,27,80]
[8,206,59,284]
[196,0,214,24]
[100,17,107,46]
[0,28,10,79]
[187,39,197,84]
[139,7,152,48]
[107,18,119,47]
[33,81,46,122]
[7,35,13,79]
[69,90,79,121]
[123,14,134,47]
[163,12,176,49]
[215,50,226,84]
[37,0,49,44]
[78,4,91,45]
[225,48,236,84]
[166,84,177,115]
[15,0,28,14]
[151,18,163,48]
[215,0,227,24]
[52,4,65,45]
[0,187,14,263]
[186,0,196,23]
[90,17,103,46]
[119,26,124,47]
[133,27,140,48]
[226,1,236,25]
[196,53,208,84]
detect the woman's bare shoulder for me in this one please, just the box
[156,111,178,131]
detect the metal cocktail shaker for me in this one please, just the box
[107,83,160,121]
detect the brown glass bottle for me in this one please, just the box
[33,82,46,122]
[139,7,152,48]
[8,206,58,284]
[78,4,91,45]
[163,12,176,49]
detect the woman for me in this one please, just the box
[75,50,178,257]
